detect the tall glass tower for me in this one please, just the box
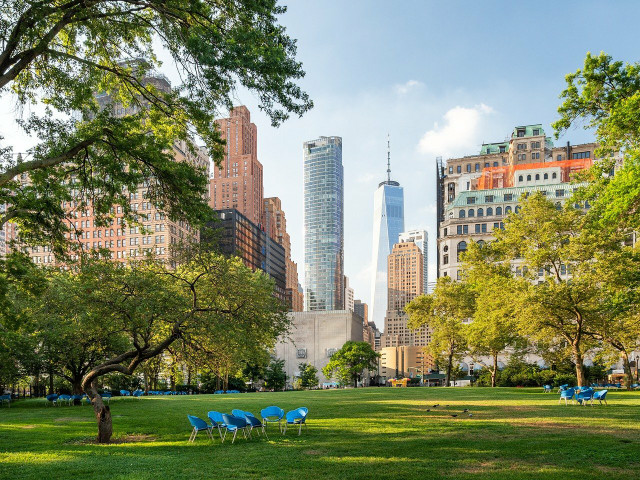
[370,139,404,329]
[303,136,344,311]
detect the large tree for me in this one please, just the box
[33,252,288,443]
[0,1,312,253]
[553,52,640,233]
[406,277,474,387]
[322,341,379,388]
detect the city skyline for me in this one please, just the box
[3,1,640,306]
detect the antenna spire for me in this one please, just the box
[387,134,391,183]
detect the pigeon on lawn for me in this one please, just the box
[468,414,473,417]
[426,409,430,412]
[451,414,458,417]
[463,409,469,413]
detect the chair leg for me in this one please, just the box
[298,422,302,436]
[283,423,287,435]
[222,429,227,443]
[232,429,238,444]
[263,426,268,440]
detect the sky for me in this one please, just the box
[2,1,640,310]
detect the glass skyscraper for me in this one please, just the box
[303,136,344,311]
[370,179,404,329]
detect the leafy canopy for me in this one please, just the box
[0,1,312,253]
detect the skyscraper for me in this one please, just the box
[209,106,264,227]
[303,136,344,311]
[370,139,404,329]
[399,229,428,295]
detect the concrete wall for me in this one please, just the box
[275,310,364,386]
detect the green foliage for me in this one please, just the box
[264,358,287,391]
[406,277,474,386]
[0,1,312,253]
[322,341,379,388]
[298,363,319,390]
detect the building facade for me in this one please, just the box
[437,124,596,280]
[303,136,344,311]
[399,229,428,294]
[370,179,404,329]
[380,241,430,349]
[28,72,209,265]
[275,310,364,386]
[264,197,303,311]
[207,209,286,303]
[209,106,265,228]
[377,346,435,384]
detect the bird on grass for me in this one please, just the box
[462,409,469,413]
[450,414,458,418]
[468,414,473,417]
[426,409,430,412]
[432,404,439,407]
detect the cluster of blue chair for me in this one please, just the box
[591,382,623,389]
[0,394,11,407]
[45,393,112,406]
[187,406,308,444]
[214,390,241,394]
[558,386,608,406]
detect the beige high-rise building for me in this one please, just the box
[380,240,430,349]
[378,346,434,384]
[209,106,264,227]
[264,196,303,311]
[26,71,209,265]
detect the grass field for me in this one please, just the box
[1,387,640,479]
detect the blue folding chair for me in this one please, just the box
[575,388,594,406]
[46,394,58,406]
[57,394,71,405]
[221,413,248,444]
[593,390,608,405]
[187,415,213,442]
[283,408,307,436]
[559,388,575,405]
[261,405,285,432]
[120,390,130,396]
[543,385,553,393]
[207,411,226,441]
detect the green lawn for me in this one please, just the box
[1,387,639,479]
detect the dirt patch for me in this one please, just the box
[304,450,325,455]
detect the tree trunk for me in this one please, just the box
[86,382,112,444]
[572,346,586,387]
[48,368,54,395]
[445,350,454,387]
[491,353,498,388]
[621,351,633,390]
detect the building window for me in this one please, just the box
[517,143,526,150]
[533,129,540,136]
[477,208,484,217]
[496,206,503,215]
[457,241,467,262]
[556,189,565,197]
[515,206,521,214]
[468,209,475,218]
[517,129,525,137]
[457,225,462,235]
[535,174,540,180]
[505,206,512,214]
[482,223,487,233]
[449,166,453,174]
[544,173,549,180]
[443,254,449,265]
[499,146,506,153]
[459,210,466,218]
[457,165,462,173]
[493,162,498,167]
[467,197,476,205]
[555,202,562,210]
[485,195,494,203]
[475,163,480,172]
[518,175,523,182]
[486,207,493,216]
[552,172,557,179]
[504,194,513,201]
[572,151,591,159]
[463,225,468,234]
[443,228,448,236]
[557,154,562,161]
[527,174,532,181]
[484,162,490,168]
[466,164,471,173]
[475,224,481,233]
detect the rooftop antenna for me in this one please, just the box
[387,134,391,183]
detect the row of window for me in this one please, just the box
[518,172,558,182]
[459,206,516,218]
[445,222,504,237]
[448,160,503,174]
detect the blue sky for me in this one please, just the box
[2,1,639,310]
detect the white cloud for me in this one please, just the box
[356,172,376,184]
[417,104,494,158]
[394,79,424,95]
